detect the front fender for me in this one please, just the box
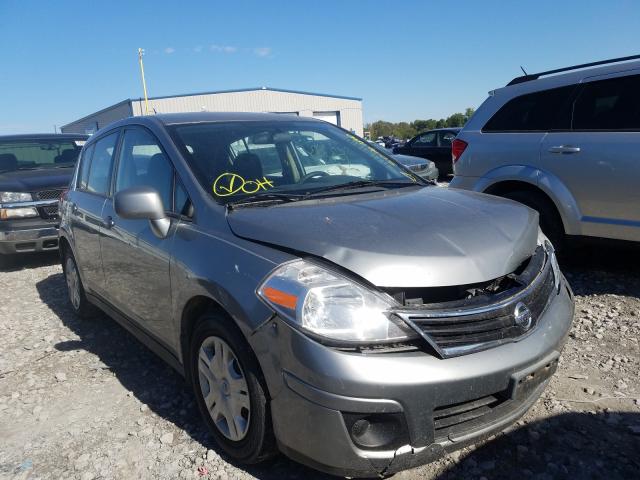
[169,222,295,359]
[473,165,582,236]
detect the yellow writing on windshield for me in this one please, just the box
[213,173,275,197]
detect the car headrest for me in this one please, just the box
[233,152,263,180]
[0,153,18,171]
[54,149,78,164]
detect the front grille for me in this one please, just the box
[433,394,505,437]
[34,189,64,200]
[394,246,556,358]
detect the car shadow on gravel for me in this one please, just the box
[0,251,59,272]
[35,272,337,480]
[561,240,640,297]
[434,411,640,480]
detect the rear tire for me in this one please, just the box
[62,249,97,318]
[501,190,565,251]
[189,314,276,464]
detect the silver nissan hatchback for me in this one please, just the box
[59,113,574,477]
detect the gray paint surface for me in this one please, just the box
[227,187,539,287]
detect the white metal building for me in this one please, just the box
[61,87,363,136]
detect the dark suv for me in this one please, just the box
[59,113,572,477]
[0,134,88,260]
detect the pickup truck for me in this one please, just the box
[0,134,88,262]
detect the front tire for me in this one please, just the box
[190,314,276,463]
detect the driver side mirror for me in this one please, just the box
[114,186,171,238]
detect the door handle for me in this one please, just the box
[548,145,581,154]
[103,216,115,229]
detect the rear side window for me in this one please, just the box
[483,85,575,132]
[573,74,640,130]
[77,144,95,190]
[439,131,456,146]
[86,132,119,196]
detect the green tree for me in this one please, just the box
[367,107,476,139]
[393,122,416,139]
[445,113,466,127]
[464,107,475,120]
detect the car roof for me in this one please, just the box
[0,133,89,141]
[496,59,640,95]
[154,111,325,125]
[417,127,461,134]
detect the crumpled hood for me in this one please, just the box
[0,167,73,193]
[227,187,539,287]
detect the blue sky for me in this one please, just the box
[1,0,639,134]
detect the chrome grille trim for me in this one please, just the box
[393,246,557,358]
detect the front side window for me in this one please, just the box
[86,132,118,196]
[115,128,173,210]
[483,85,575,132]
[573,74,640,130]
[0,138,85,173]
[169,121,420,204]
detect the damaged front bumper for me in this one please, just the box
[255,277,574,477]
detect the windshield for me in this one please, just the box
[0,139,85,173]
[169,121,421,203]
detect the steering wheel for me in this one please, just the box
[300,171,330,183]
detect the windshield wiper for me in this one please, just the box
[301,179,422,198]
[226,192,304,209]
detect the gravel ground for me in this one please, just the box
[1,243,639,480]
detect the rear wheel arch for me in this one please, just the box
[484,180,566,246]
[484,181,563,222]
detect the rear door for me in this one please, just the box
[479,86,577,184]
[68,131,119,292]
[99,126,178,343]
[539,72,640,241]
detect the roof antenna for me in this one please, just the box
[520,65,528,76]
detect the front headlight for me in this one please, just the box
[538,228,561,292]
[257,260,418,344]
[0,192,32,203]
[0,207,39,219]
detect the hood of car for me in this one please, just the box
[394,154,433,167]
[0,167,73,193]
[226,186,539,287]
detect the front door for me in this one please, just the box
[99,126,176,342]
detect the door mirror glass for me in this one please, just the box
[114,186,170,238]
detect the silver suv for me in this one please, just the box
[450,56,640,247]
[59,113,573,477]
